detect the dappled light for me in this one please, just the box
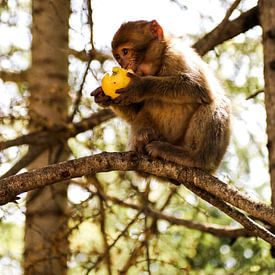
[0,0,275,274]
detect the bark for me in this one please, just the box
[0,1,269,269]
[0,109,114,179]
[0,70,28,83]
[194,6,259,56]
[0,152,274,245]
[23,0,70,274]
[0,109,114,152]
[259,0,275,255]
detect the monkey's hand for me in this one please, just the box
[91,87,112,107]
[113,73,145,105]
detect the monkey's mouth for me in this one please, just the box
[125,63,138,73]
[125,65,136,72]
[126,65,144,76]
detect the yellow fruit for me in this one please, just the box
[101,67,132,99]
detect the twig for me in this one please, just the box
[92,188,252,238]
[150,187,177,234]
[69,58,93,121]
[68,48,111,63]
[246,90,264,100]
[145,216,151,275]
[182,181,275,246]
[143,183,151,275]
[87,0,95,50]
[118,240,145,274]
[92,179,112,275]
[0,145,46,179]
[0,110,114,151]
[220,0,243,27]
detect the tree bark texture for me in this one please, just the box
[1,152,274,245]
[259,0,275,212]
[259,0,275,256]
[194,6,259,56]
[23,1,70,274]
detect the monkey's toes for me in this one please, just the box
[145,141,163,158]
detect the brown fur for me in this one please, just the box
[92,20,231,174]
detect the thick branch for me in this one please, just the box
[0,152,274,245]
[194,6,259,56]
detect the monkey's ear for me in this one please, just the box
[149,20,164,40]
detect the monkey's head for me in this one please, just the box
[111,20,166,76]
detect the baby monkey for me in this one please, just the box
[92,20,231,174]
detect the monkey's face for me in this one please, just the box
[111,20,165,76]
[112,43,142,74]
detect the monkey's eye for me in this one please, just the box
[115,54,120,60]
[122,48,128,55]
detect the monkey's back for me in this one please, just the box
[147,44,231,172]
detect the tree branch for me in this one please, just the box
[87,0,95,50]
[68,48,111,63]
[0,70,28,83]
[0,152,274,245]
[246,89,264,100]
[219,0,242,27]
[0,145,46,179]
[68,6,259,67]
[0,109,115,151]
[92,178,112,275]
[194,6,259,56]
[91,187,252,239]
[69,58,93,121]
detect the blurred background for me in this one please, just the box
[0,0,274,274]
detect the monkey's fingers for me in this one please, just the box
[115,87,128,94]
[90,86,104,97]
[96,95,112,106]
[126,72,141,82]
[126,72,135,77]
[92,89,112,107]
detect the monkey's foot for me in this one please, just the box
[146,141,166,159]
[131,128,161,153]
[146,141,204,170]
[146,141,185,163]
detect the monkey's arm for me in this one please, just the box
[114,73,214,105]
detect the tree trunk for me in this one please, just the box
[23,0,70,274]
[259,0,275,255]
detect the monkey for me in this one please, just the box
[91,20,231,174]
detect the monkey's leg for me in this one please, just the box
[130,111,164,153]
[146,103,230,173]
[146,141,205,169]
